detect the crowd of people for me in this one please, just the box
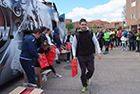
[94,27,140,54]
[20,27,62,88]
[67,21,140,93]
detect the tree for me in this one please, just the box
[66,23,74,31]
[122,4,126,25]
[118,26,122,30]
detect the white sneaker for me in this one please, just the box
[125,49,127,51]
[67,60,69,62]
[23,83,38,88]
[28,83,38,88]
[54,74,62,78]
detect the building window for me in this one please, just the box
[115,23,119,27]
[131,13,136,19]
[131,1,136,7]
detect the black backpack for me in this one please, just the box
[75,30,95,57]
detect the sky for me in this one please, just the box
[38,0,126,22]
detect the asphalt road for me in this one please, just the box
[0,47,140,94]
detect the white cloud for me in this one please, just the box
[101,18,107,21]
[66,0,126,22]
[66,7,89,18]
[80,17,93,21]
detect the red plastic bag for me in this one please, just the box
[47,47,56,65]
[60,46,62,53]
[71,59,78,77]
[118,30,122,38]
[21,89,33,94]
[66,42,71,50]
[37,53,49,69]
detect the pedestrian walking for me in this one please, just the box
[72,18,101,93]
[20,28,42,88]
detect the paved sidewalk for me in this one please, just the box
[1,47,140,94]
[42,47,140,94]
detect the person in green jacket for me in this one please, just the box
[135,27,140,52]
[103,29,110,54]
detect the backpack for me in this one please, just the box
[76,30,95,57]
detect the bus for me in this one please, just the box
[0,0,66,86]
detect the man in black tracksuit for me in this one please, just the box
[72,18,101,93]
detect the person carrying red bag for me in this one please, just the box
[37,40,62,78]
[20,29,43,88]
[72,18,101,93]
[64,32,74,62]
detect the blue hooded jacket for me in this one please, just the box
[53,27,62,48]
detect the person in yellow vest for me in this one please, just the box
[135,27,140,52]
[116,29,119,47]
[112,29,116,48]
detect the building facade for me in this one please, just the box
[71,20,124,29]
[65,19,72,25]
[126,0,140,30]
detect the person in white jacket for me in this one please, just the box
[121,34,127,51]
[72,18,101,93]
[45,28,54,47]
[45,28,61,64]
[64,32,74,62]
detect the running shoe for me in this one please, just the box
[54,74,62,78]
[81,87,87,93]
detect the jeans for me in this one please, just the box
[129,42,134,51]
[122,43,127,50]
